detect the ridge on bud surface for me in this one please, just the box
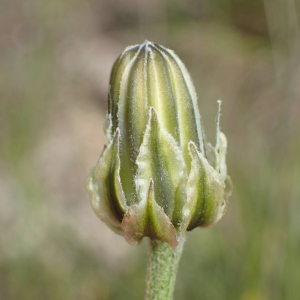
[86,41,232,248]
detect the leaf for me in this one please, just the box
[85,129,127,235]
[134,107,187,226]
[181,142,226,233]
[121,180,178,248]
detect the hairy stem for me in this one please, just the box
[145,237,186,300]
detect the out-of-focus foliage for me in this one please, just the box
[0,0,299,299]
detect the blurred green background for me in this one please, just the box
[1,0,300,299]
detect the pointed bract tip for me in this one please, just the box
[188,141,196,152]
[149,106,156,114]
[217,100,222,115]
[149,178,154,188]
[149,107,158,121]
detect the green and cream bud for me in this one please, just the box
[86,41,232,248]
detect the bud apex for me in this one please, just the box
[86,41,232,248]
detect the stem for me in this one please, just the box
[145,237,186,300]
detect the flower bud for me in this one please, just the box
[86,41,232,248]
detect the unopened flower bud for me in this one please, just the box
[86,41,232,248]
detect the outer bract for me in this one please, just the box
[86,41,232,248]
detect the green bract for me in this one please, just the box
[86,41,232,248]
